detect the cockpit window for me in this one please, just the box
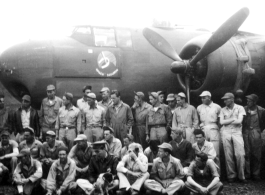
[74,26,92,34]
[116,29,132,48]
[93,28,116,47]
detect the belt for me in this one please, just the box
[42,123,56,129]
[87,124,102,128]
[150,124,166,128]
[61,125,76,129]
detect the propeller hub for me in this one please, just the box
[170,61,188,74]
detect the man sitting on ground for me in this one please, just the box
[185,153,223,195]
[144,143,185,195]
[103,126,122,159]
[144,140,159,171]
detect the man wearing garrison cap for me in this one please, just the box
[82,93,106,142]
[55,93,81,149]
[243,94,265,180]
[14,94,40,143]
[131,91,151,149]
[39,84,63,142]
[219,92,246,183]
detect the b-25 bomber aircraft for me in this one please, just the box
[0,7,264,109]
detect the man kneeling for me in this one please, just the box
[144,143,185,195]
[185,153,223,195]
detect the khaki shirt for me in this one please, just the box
[98,99,113,111]
[39,96,63,128]
[19,139,43,160]
[219,104,246,131]
[134,102,152,125]
[40,140,65,162]
[47,158,76,193]
[77,98,89,113]
[197,102,221,128]
[172,103,199,129]
[83,105,106,128]
[55,105,81,133]
[106,137,122,159]
[152,155,184,180]
[192,140,216,160]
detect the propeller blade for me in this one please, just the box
[143,27,182,62]
[185,76,190,104]
[190,7,249,66]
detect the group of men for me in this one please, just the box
[0,83,263,195]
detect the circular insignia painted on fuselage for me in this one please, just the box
[96,51,118,77]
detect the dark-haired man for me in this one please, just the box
[185,153,223,195]
[144,140,159,170]
[157,91,166,105]
[76,140,119,194]
[121,134,134,159]
[56,92,81,149]
[46,146,76,195]
[103,126,122,159]
[40,131,65,178]
[77,85,92,112]
[243,94,265,180]
[146,92,172,144]
[144,143,185,195]
[219,92,246,183]
[39,85,63,142]
[14,95,40,143]
[83,93,106,142]
[19,127,43,160]
[132,92,151,150]
[106,90,134,143]
[13,149,43,195]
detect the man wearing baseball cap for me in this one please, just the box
[172,92,199,144]
[77,85,92,112]
[144,143,185,195]
[14,94,40,143]
[166,94,178,114]
[39,84,63,142]
[68,134,93,179]
[146,92,172,144]
[82,93,106,142]
[55,92,81,150]
[219,92,246,183]
[197,91,221,168]
[243,94,265,180]
[98,87,113,111]
[39,131,65,178]
[131,91,151,149]
[13,148,43,195]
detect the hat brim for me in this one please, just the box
[166,98,175,101]
[221,96,230,99]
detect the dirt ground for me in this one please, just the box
[222,180,265,195]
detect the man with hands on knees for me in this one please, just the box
[144,143,185,195]
[117,143,149,195]
[185,153,223,195]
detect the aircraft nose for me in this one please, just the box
[0,40,53,106]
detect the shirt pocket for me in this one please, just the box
[148,112,154,123]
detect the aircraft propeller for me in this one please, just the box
[143,7,249,103]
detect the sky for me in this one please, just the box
[0,0,264,53]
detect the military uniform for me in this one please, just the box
[19,139,43,160]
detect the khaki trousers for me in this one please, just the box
[144,179,184,195]
[59,128,76,150]
[118,172,149,191]
[84,127,103,143]
[221,128,245,180]
[185,181,223,195]
[150,127,167,144]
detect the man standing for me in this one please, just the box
[172,92,199,144]
[13,149,43,195]
[83,93,106,142]
[166,94,178,114]
[144,143,185,195]
[157,91,166,105]
[46,146,76,195]
[39,84,63,141]
[169,127,193,173]
[98,87,113,111]
[103,126,122,159]
[68,134,93,178]
[243,94,265,180]
[105,90,134,143]
[131,92,151,149]
[0,92,13,135]
[14,95,40,143]
[219,92,246,183]
[0,130,18,176]
[197,91,221,167]
[121,134,134,159]
[75,140,119,194]
[185,153,223,195]
[19,127,43,160]
[77,85,92,112]
[146,92,172,143]
[40,131,65,178]
[55,93,81,149]
[117,143,149,195]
